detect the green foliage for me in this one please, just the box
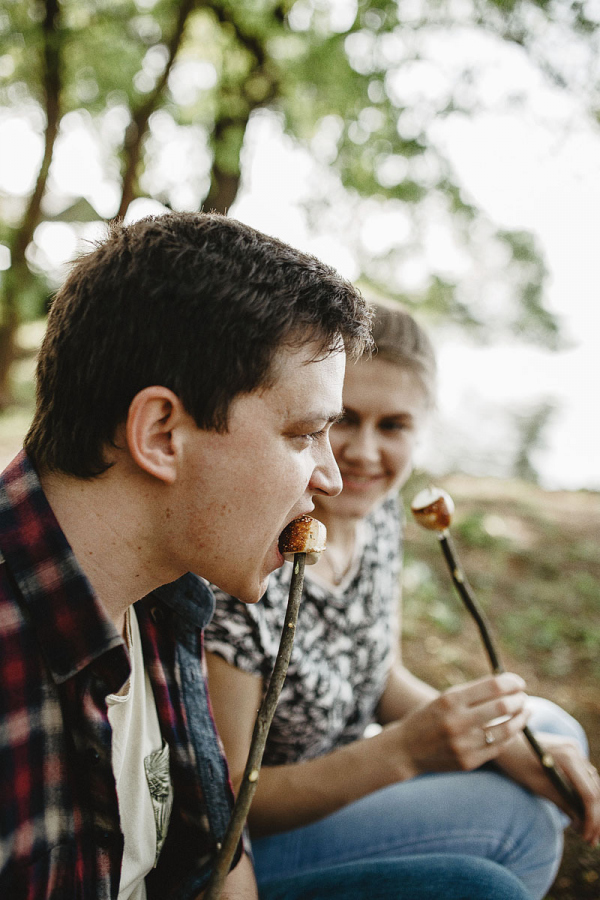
[3,0,600,399]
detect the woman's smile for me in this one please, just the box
[340,471,386,492]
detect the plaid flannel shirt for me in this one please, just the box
[0,451,239,900]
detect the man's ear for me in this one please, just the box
[126,386,187,484]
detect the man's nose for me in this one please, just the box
[310,440,343,497]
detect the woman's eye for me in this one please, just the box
[380,420,410,433]
[334,414,355,428]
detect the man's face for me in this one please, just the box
[167,341,345,602]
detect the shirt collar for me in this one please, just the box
[152,573,215,631]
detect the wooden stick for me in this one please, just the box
[437,529,585,821]
[204,552,307,900]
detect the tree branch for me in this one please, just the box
[204,553,307,900]
[115,0,199,219]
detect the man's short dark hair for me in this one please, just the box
[24,212,372,477]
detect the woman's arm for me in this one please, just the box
[206,653,530,838]
[206,652,408,836]
[219,853,258,900]
[198,852,258,900]
[376,661,440,724]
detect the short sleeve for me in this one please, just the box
[204,585,283,683]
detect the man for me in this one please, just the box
[0,212,368,899]
[0,212,533,900]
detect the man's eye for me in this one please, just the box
[293,427,328,445]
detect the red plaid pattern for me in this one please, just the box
[0,452,237,899]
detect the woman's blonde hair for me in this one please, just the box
[369,299,437,408]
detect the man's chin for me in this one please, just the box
[236,572,273,605]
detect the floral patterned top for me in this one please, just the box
[205,496,402,766]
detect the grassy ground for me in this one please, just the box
[402,472,600,899]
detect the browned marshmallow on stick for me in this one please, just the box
[279,515,327,565]
[411,487,455,532]
[409,484,586,822]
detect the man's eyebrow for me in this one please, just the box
[287,410,344,427]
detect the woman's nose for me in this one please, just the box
[342,426,380,464]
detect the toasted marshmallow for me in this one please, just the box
[279,515,327,565]
[411,487,455,532]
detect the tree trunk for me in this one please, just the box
[0,0,62,410]
[202,5,281,217]
[203,169,241,215]
[0,310,18,410]
[203,127,243,216]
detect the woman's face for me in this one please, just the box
[314,355,430,522]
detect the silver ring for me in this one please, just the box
[484,728,495,746]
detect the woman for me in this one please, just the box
[205,301,600,900]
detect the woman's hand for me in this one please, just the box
[386,672,531,779]
[496,731,600,845]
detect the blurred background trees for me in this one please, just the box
[1,0,599,427]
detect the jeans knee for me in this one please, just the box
[526,696,589,756]
[514,795,564,899]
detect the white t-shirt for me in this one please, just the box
[107,606,173,900]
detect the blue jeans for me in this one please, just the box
[253,699,587,900]
[259,854,534,899]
